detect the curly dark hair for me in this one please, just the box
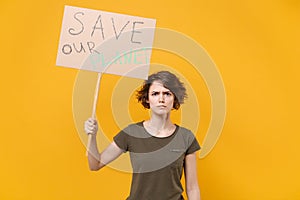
[136,71,187,110]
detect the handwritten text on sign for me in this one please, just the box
[56,5,156,79]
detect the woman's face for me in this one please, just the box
[147,81,174,115]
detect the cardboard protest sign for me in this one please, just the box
[56,5,156,79]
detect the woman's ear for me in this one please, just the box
[145,94,149,103]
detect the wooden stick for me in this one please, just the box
[92,73,103,118]
[86,73,103,155]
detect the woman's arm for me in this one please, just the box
[85,118,124,171]
[184,152,201,200]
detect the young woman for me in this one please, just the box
[85,71,201,200]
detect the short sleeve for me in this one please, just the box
[113,130,128,152]
[186,135,201,155]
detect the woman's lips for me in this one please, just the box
[157,105,166,108]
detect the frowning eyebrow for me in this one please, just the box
[150,90,173,95]
[150,89,171,93]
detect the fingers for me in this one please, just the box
[86,118,97,126]
[84,118,98,135]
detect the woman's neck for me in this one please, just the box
[144,113,175,137]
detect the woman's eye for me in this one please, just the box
[151,91,172,96]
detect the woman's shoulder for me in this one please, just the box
[176,125,197,142]
[120,121,146,138]
[124,121,143,130]
[176,125,194,135]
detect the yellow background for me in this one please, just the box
[1,0,299,199]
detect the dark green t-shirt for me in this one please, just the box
[113,122,200,200]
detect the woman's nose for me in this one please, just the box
[159,94,165,103]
